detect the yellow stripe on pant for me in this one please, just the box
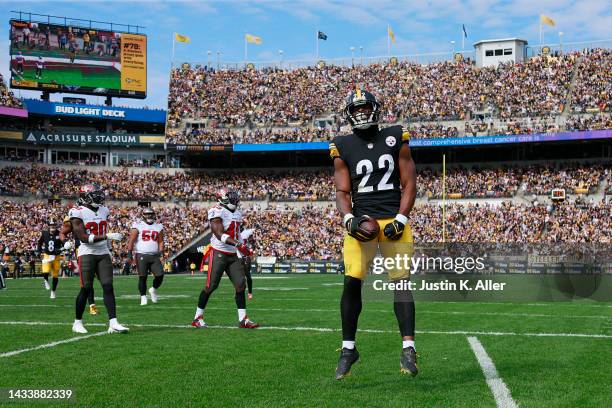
[42,254,61,278]
[343,218,414,281]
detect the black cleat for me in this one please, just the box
[400,346,418,376]
[335,347,359,380]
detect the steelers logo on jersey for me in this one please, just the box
[386,136,396,147]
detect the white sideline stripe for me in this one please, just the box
[0,304,608,320]
[467,336,518,408]
[0,321,610,338]
[0,332,106,358]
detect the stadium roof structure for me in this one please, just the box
[473,38,528,47]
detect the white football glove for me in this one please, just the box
[106,232,124,241]
[62,241,74,251]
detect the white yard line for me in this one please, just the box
[0,320,610,338]
[0,332,106,358]
[467,336,518,408]
[0,303,607,320]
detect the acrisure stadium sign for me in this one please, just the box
[18,131,165,146]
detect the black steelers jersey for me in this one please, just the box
[330,125,410,219]
[38,230,63,255]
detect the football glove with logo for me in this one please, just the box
[345,214,375,242]
[383,214,408,240]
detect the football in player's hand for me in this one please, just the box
[358,216,380,241]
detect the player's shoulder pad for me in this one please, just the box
[130,221,140,230]
[329,135,342,160]
[208,206,223,219]
[68,207,81,219]
[400,125,411,143]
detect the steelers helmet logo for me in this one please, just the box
[386,136,396,147]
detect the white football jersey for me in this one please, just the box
[208,205,243,254]
[68,205,111,256]
[132,220,163,254]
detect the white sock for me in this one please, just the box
[403,340,415,350]
[141,295,147,300]
[74,319,82,325]
[342,341,355,350]
[195,307,204,320]
[238,309,247,321]
[109,318,118,326]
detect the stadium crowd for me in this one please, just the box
[166,126,334,145]
[1,200,608,263]
[571,48,611,113]
[168,54,577,127]
[0,74,23,109]
[168,50,612,144]
[0,166,335,201]
[0,163,607,201]
[0,201,207,267]
[521,164,606,195]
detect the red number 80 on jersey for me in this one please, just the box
[85,221,108,236]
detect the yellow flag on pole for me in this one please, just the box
[540,15,556,27]
[388,25,396,43]
[245,34,262,45]
[174,33,190,43]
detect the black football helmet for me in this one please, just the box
[79,183,105,208]
[47,219,58,233]
[217,188,240,212]
[342,87,381,130]
[143,208,156,225]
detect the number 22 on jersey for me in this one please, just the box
[356,154,395,193]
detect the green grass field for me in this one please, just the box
[13,66,120,89]
[0,274,610,408]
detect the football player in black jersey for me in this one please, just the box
[330,88,418,379]
[38,220,65,299]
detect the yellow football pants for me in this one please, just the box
[343,218,414,281]
[42,254,61,278]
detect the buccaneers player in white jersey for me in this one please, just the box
[192,189,259,329]
[127,207,165,305]
[69,184,128,334]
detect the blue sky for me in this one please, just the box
[1,0,610,109]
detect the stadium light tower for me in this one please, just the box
[350,46,356,67]
[450,40,456,56]
[278,50,284,68]
[207,50,212,68]
[216,51,222,70]
[558,32,563,55]
[360,46,363,65]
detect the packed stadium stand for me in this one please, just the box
[1,43,611,272]
[0,74,23,108]
[166,48,611,145]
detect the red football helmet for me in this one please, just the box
[79,183,105,208]
[216,188,240,211]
